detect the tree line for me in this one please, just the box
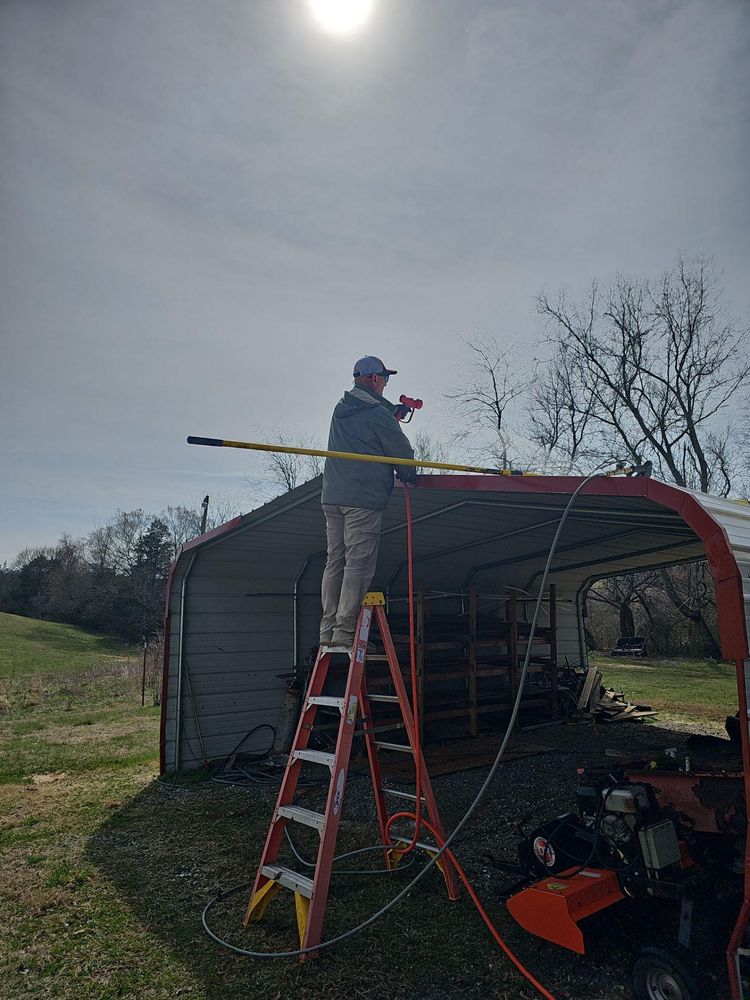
[0,500,240,642]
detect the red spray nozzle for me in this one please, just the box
[399,395,423,410]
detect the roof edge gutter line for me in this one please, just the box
[174,551,197,773]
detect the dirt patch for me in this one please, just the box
[30,772,68,785]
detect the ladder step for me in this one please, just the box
[374,741,413,754]
[291,748,335,770]
[368,694,399,703]
[261,864,314,898]
[277,804,326,832]
[394,837,440,853]
[306,696,345,711]
[320,645,353,655]
[383,788,425,803]
[365,654,389,661]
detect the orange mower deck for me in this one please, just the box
[506,867,625,954]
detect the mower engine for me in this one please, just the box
[508,766,685,955]
[521,768,680,882]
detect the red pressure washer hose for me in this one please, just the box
[385,486,558,1000]
[384,486,422,855]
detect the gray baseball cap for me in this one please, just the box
[353,356,398,377]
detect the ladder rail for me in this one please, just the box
[245,642,337,914]
[302,609,373,954]
[372,604,460,900]
[357,673,393,870]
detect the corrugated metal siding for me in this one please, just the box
[163,490,327,770]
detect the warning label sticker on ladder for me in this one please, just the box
[346,695,358,725]
[333,769,345,815]
[359,609,372,637]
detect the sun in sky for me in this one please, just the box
[308,0,375,36]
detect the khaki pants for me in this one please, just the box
[320,505,383,643]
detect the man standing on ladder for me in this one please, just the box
[319,356,416,648]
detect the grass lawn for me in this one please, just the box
[2,619,547,1000]
[591,653,737,727]
[0,612,130,679]
[0,617,740,1000]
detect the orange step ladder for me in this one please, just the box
[244,592,459,957]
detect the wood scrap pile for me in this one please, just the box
[576,664,656,722]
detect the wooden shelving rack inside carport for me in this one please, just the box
[367,584,558,740]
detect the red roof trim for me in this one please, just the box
[180,515,244,553]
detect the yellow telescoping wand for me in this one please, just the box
[186,436,536,477]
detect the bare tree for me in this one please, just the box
[12,545,57,571]
[108,509,149,575]
[658,562,722,661]
[533,256,749,494]
[256,427,324,497]
[448,337,529,468]
[161,505,202,560]
[587,573,655,641]
[529,336,597,472]
[412,430,453,473]
[86,525,115,574]
[534,256,748,658]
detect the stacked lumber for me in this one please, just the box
[575,664,656,722]
[591,686,656,722]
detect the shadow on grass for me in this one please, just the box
[84,776,523,1000]
[85,721,738,1000]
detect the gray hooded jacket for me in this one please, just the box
[321,385,417,511]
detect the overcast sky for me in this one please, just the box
[1,0,748,562]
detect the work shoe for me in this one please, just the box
[319,632,333,646]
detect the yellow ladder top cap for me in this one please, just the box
[363,592,386,605]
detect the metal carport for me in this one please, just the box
[160,473,750,774]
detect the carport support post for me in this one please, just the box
[141,637,148,708]
[174,552,197,772]
[549,584,558,721]
[727,657,750,999]
[468,586,478,738]
[508,593,519,700]
[416,583,425,744]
